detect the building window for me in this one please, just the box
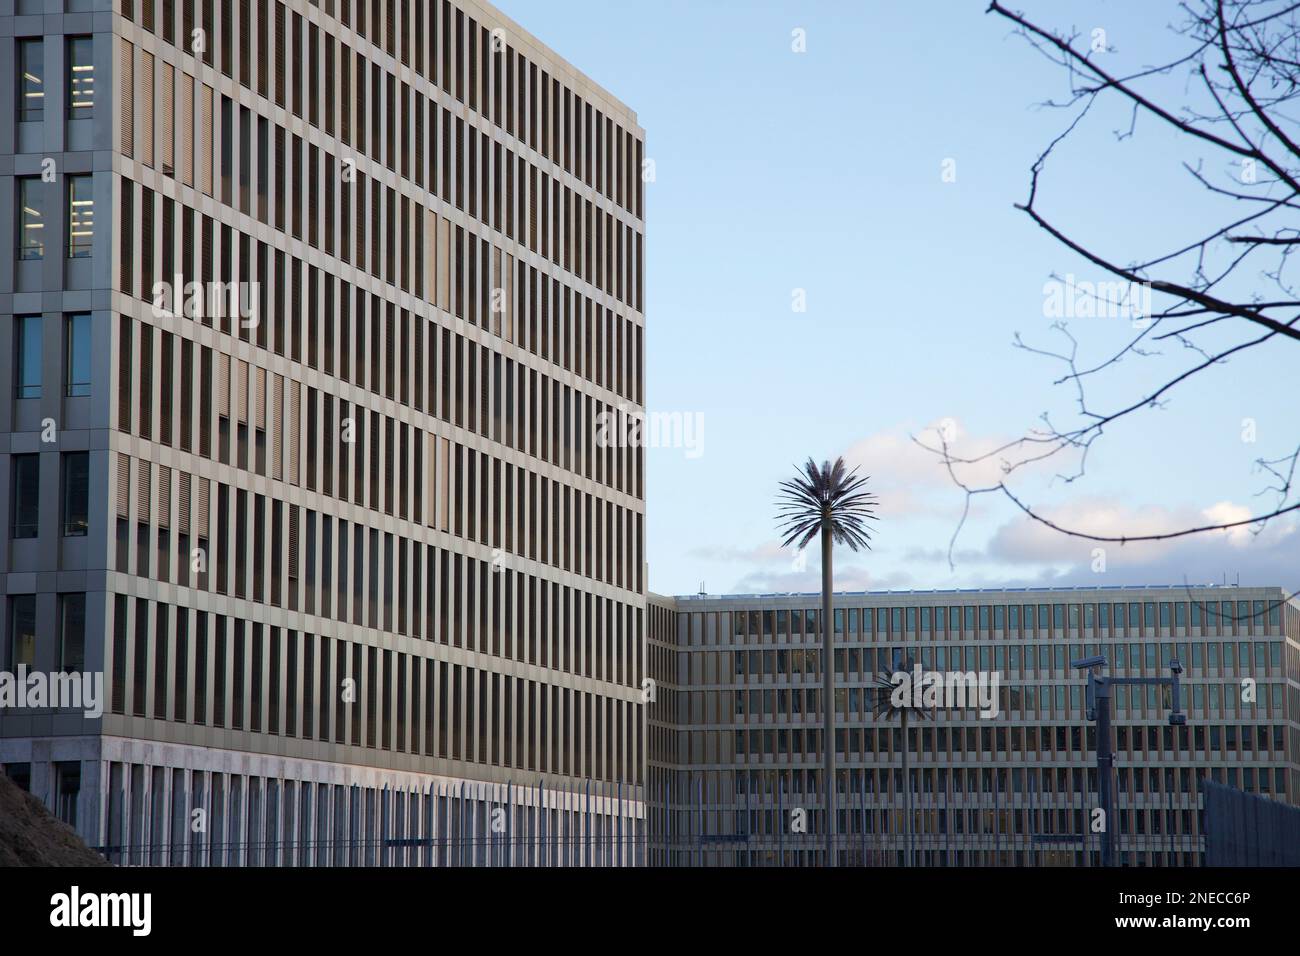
[11,454,40,538]
[66,36,94,116]
[59,593,86,672]
[17,38,44,121]
[9,595,36,669]
[15,314,42,398]
[64,312,91,396]
[67,175,94,258]
[62,451,89,536]
[17,177,45,260]
[54,762,80,828]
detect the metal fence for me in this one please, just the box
[92,833,646,867]
[647,832,1205,867]
[647,769,1208,867]
[70,776,1298,867]
[84,776,645,868]
[1202,779,1300,866]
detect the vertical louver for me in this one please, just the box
[120,41,134,158]
[117,453,131,517]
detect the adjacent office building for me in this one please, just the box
[647,586,1300,867]
[1,0,648,865]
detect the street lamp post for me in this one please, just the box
[1071,655,1186,867]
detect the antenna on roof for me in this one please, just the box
[698,581,706,597]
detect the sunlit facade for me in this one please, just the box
[1,0,647,866]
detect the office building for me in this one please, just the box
[647,585,1300,867]
[1,0,648,866]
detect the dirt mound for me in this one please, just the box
[0,773,109,867]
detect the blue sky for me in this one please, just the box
[496,0,1299,597]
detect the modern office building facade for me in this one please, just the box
[647,585,1300,867]
[1,0,648,866]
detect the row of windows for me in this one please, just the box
[654,641,1289,688]
[102,596,642,784]
[10,451,89,540]
[653,703,1300,762]
[654,718,1300,772]
[720,640,1287,681]
[668,849,1207,868]
[653,677,1289,740]
[14,36,94,122]
[657,799,1212,858]
[7,593,85,671]
[677,764,1287,803]
[15,177,95,261]
[12,313,92,399]
[670,802,1208,834]
[109,456,644,684]
[117,62,644,316]
[649,772,1292,835]
[111,351,645,592]
[120,0,644,219]
[117,153,644,402]
[718,679,1286,720]
[722,719,1290,762]
[715,600,1286,640]
[115,205,646,495]
[654,789,1286,856]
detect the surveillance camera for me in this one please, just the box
[1070,655,1107,670]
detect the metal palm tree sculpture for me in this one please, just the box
[776,457,878,867]
[871,655,932,867]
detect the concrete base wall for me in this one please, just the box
[1,735,645,866]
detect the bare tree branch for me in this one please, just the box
[923,2,1300,561]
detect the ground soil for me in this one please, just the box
[0,772,110,867]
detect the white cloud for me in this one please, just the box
[686,540,789,564]
[985,497,1268,565]
[727,561,915,596]
[977,496,1300,589]
[838,418,1044,520]
[674,421,1300,599]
